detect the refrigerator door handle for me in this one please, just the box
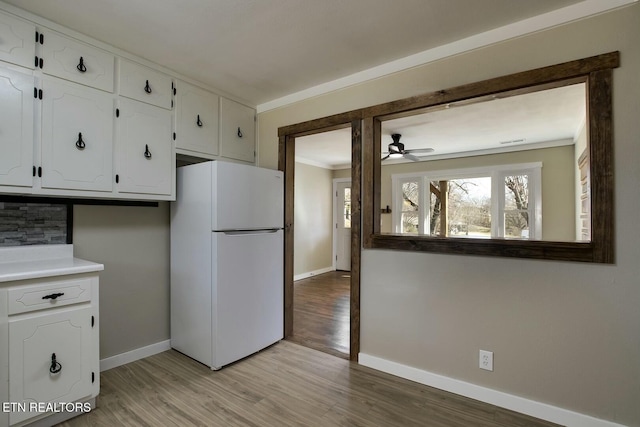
[218,229,280,236]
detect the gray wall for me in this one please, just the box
[257,5,640,426]
[73,203,170,359]
[294,162,334,276]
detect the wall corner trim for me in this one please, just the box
[358,353,627,427]
[100,340,171,372]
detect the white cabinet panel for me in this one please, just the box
[9,306,94,425]
[219,97,255,163]
[119,59,172,109]
[116,98,173,195]
[175,80,219,157]
[41,77,114,192]
[0,11,36,69]
[0,65,34,188]
[40,30,114,92]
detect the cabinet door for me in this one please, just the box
[41,77,114,192]
[0,11,36,69]
[9,306,94,425]
[119,59,172,109]
[116,98,173,195]
[175,80,219,156]
[219,98,255,163]
[40,30,115,92]
[0,65,34,188]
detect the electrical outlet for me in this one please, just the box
[479,350,493,371]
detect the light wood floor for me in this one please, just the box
[57,341,560,427]
[289,271,350,359]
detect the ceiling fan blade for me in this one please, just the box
[404,153,420,162]
[381,154,390,161]
[405,148,434,154]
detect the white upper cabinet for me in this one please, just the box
[116,98,173,196]
[0,65,34,188]
[175,80,219,157]
[39,30,114,92]
[0,11,35,69]
[219,97,256,163]
[41,77,114,192]
[119,59,172,109]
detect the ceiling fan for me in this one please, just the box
[382,133,434,161]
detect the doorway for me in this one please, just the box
[278,119,361,361]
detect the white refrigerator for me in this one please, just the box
[170,161,284,370]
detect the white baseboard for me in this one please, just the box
[358,353,626,427]
[294,266,334,281]
[100,340,171,372]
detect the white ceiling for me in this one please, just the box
[3,0,591,107]
[296,83,586,169]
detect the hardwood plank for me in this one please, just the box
[57,341,560,427]
[289,271,350,359]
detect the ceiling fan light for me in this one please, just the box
[389,152,403,159]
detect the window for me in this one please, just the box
[392,163,542,239]
[343,187,352,228]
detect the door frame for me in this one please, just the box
[278,116,362,361]
[333,178,352,271]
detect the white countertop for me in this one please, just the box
[0,244,104,283]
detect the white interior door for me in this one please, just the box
[335,180,351,271]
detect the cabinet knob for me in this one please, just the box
[144,80,152,94]
[77,56,87,73]
[196,115,203,127]
[237,127,243,138]
[49,353,62,374]
[144,144,152,159]
[75,132,86,150]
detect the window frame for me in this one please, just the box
[392,163,542,239]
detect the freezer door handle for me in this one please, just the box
[219,229,280,236]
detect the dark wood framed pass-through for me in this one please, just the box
[277,51,619,361]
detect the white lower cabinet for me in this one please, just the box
[0,264,100,427]
[116,98,173,196]
[9,306,94,425]
[41,77,114,192]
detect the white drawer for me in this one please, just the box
[119,58,172,109]
[8,276,93,315]
[40,29,115,92]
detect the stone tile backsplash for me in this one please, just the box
[0,202,69,246]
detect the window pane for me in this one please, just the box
[401,182,419,212]
[504,211,530,239]
[343,188,351,228]
[429,182,442,236]
[504,175,529,237]
[401,212,419,234]
[504,175,529,211]
[448,177,491,238]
